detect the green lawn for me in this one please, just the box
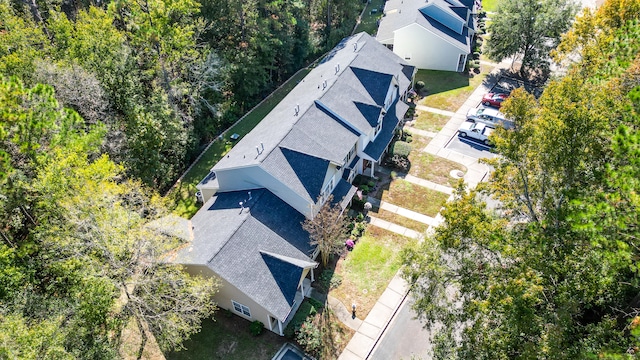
[354,0,385,35]
[372,209,429,233]
[415,66,492,111]
[168,69,311,218]
[411,111,451,132]
[332,226,415,317]
[408,136,466,187]
[381,179,450,217]
[166,315,286,360]
[481,0,499,13]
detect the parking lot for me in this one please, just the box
[445,134,497,159]
[441,73,542,160]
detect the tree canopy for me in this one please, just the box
[485,0,578,79]
[0,77,218,358]
[403,0,640,358]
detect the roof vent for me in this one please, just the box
[335,63,340,74]
[322,80,327,90]
[294,104,300,116]
[353,43,357,52]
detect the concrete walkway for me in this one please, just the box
[338,274,410,360]
[414,104,456,117]
[337,63,512,360]
[404,127,437,138]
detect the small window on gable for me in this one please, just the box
[232,300,251,317]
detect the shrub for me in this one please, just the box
[359,184,370,194]
[351,197,365,210]
[392,141,411,158]
[250,320,265,336]
[405,107,415,118]
[351,222,366,238]
[390,171,397,179]
[367,180,376,188]
[414,80,425,91]
[308,297,325,310]
[356,212,365,222]
[385,154,410,171]
[297,318,322,355]
[405,135,413,143]
[346,222,355,232]
[329,274,343,290]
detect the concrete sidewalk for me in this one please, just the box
[337,64,509,360]
[338,274,410,360]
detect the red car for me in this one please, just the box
[481,93,509,108]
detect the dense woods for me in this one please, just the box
[0,0,362,357]
[403,0,640,358]
[1,0,362,191]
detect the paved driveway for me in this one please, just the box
[445,134,497,160]
[368,294,432,360]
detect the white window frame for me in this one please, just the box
[231,300,251,317]
[343,144,357,165]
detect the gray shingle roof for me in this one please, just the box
[173,189,316,321]
[331,179,358,209]
[261,147,330,203]
[364,99,410,161]
[377,0,474,51]
[213,32,413,172]
[279,102,360,164]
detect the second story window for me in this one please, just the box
[320,176,335,203]
[343,144,357,165]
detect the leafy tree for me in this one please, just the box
[403,4,640,358]
[0,78,218,357]
[485,0,578,78]
[303,195,349,266]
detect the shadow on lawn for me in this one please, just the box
[414,70,472,96]
[165,313,286,360]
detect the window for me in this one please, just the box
[374,121,383,138]
[232,300,251,317]
[343,144,357,165]
[457,53,466,72]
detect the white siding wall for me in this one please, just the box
[393,24,467,72]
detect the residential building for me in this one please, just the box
[165,32,415,335]
[377,0,479,72]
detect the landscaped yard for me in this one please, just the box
[331,226,415,317]
[168,69,311,218]
[414,65,493,111]
[166,314,286,360]
[381,179,450,217]
[407,136,466,187]
[354,0,385,35]
[371,209,429,233]
[410,110,450,132]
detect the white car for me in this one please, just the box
[458,121,494,145]
[466,106,514,129]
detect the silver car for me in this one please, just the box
[466,106,514,129]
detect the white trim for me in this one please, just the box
[231,300,251,318]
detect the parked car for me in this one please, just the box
[466,106,514,129]
[458,121,494,145]
[481,92,509,108]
